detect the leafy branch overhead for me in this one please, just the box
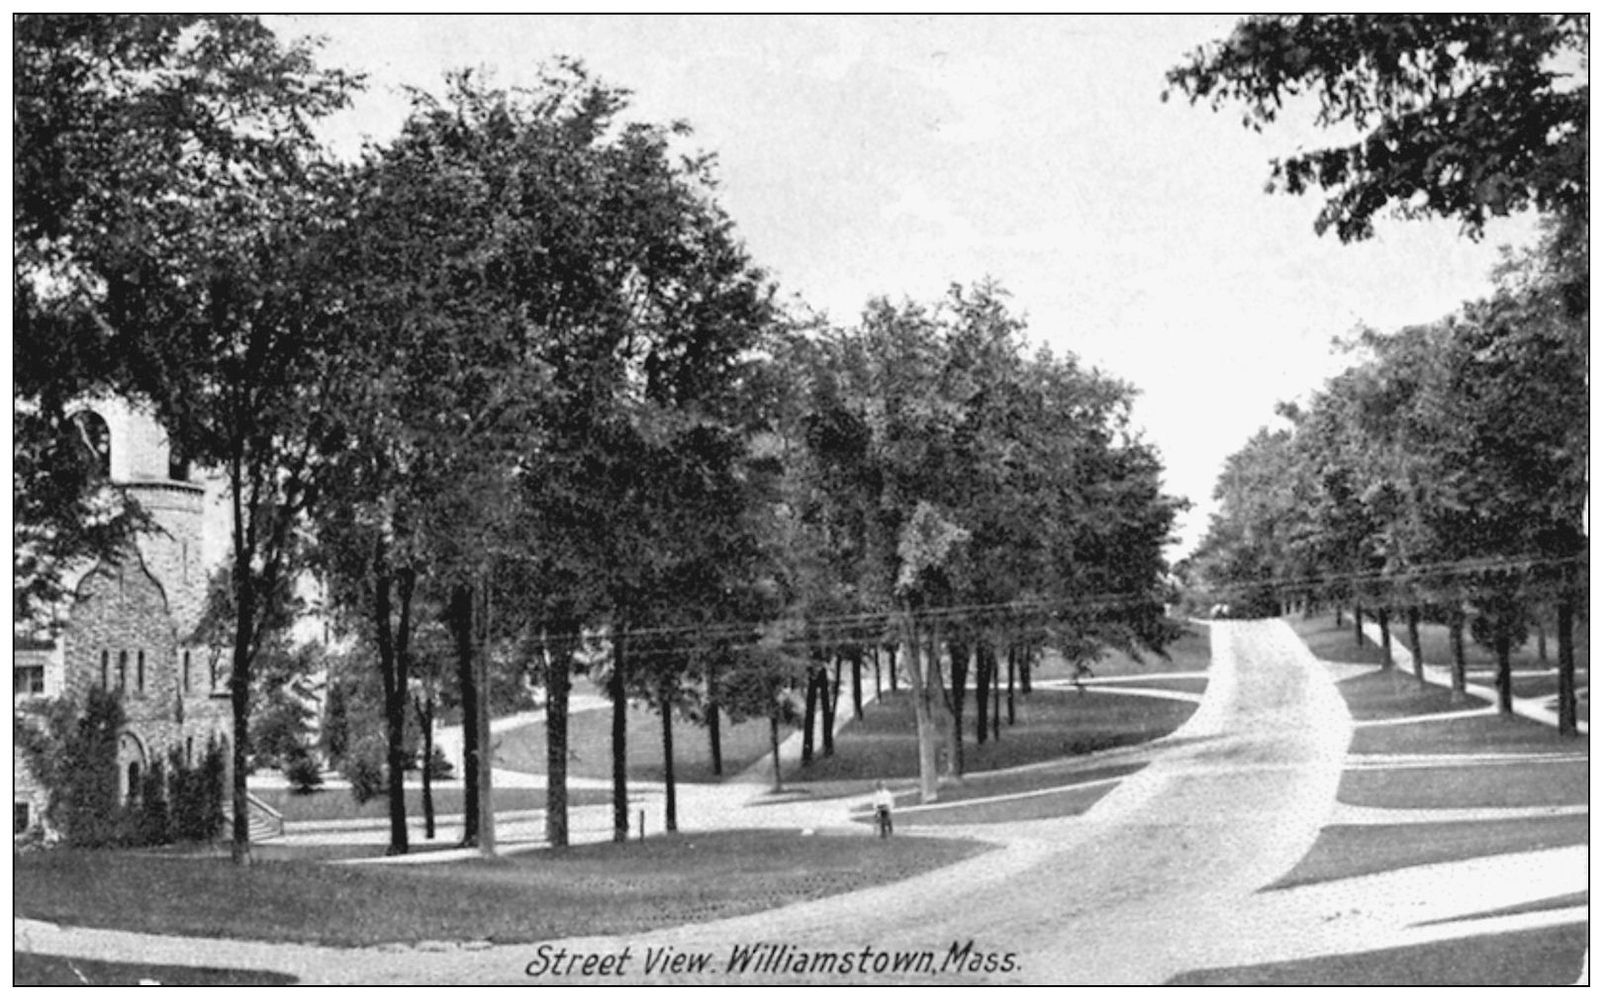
[1165,14,1588,240]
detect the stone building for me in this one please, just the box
[14,397,233,837]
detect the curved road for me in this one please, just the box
[15,620,1354,984]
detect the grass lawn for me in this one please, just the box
[1291,612,1587,681]
[1166,922,1587,986]
[14,831,991,948]
[1338,759,1588,810]
[1271,815,1587,890]
[1347,712,1589,757]
[1042,621,1212,681]
[787,626,1208,786]
[13,951,298,986]
[1335,671,1485,721]
[793,688,1195,784]
[250,785,611,824]
[492,706,774,784]
[1290,615,1396,666]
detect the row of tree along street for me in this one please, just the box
[1180,223,1586,731]
[1168,16,1588,736]
[15,16,1182,863]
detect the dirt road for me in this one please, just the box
[15,620,1356,984]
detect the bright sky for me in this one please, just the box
[268,14,1540,559]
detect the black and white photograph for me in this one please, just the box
[12,14,1589,985]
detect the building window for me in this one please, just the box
[183,650,192,694]
[168,443,189,483]
[186,736,194,766]
[118,650,128,690]
[14,802,30,834]
[13,665,45,697]
[136,650,145,693]
[101,650,110,688]
[126,762,141,805]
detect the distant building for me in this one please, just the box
[14,398,233,837]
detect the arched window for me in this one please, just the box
[126,761,141,804]
[71,410,112,478]
[168,443,190,483]
[183,650,192,694]
[117,650,128,690]
[136,650,145,693]
[101,650,110,688]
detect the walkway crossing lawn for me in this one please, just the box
[1272,816,1587,889]
[492,706,773,784]
[833,760,1147,826]
[877,780,1120,826]
[1166,922,1588,986]
[13,952,298,986]
[248,785,607,823]
[13,831,991,949]
[793,688,1196,784]
[1077,674,1208,696]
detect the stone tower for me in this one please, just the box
[14,397,233,830]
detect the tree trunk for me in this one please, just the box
[974,643,993,744]
[707,662,726,777]
[945,641,967,781]
[610,631,629,843]
[414,693,435,839]
[1353,602,1365,646]
[1495,625,1514,715]
[822,657,841,757]
[228,503,255,866]
[1019,650,1032,695]
[1557,594,1577,736]
[851,648,864,720]
[373,557,412,858]
[1406,605,1424,681]
[801,661,819,765]
[887,643,899,692]
[1377,606,1394,671]
[660,693,677,834]
[450,583,480,847]
[544,628,573,849]
[1448,606,1468,696]
[1334,602,1343,629]
[984,639,996,739]
[768,709,783,793]
[905,620,939,803]
[474,577,494,857]
[1006,645,1017,725]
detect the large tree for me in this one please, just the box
[1166,14,1588,241]
[15,15,360,865]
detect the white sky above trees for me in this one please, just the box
[270,14,1540,558]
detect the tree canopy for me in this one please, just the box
[1165,14,1589,241]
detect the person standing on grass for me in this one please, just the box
[873,780,895,838]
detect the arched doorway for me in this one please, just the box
[117,731,147,804]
